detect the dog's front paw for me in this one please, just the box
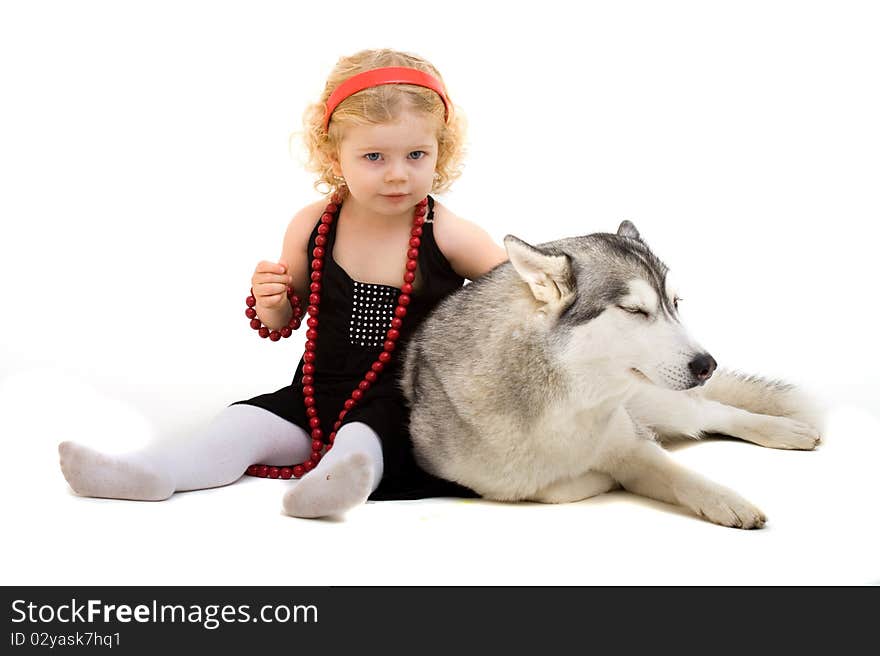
[738,415,821,450]
[679,486,767,529]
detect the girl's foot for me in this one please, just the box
[59,441,174,501]
[281,452,374,518]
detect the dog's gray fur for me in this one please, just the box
[401,221,823,529]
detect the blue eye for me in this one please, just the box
[364,153,381,161]
[409,151,426,160]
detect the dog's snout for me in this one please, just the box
[688,353,717,382]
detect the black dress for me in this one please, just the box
[231,196,479,501]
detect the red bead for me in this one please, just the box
[406,259,418,271]
[259,326,270,338]
[306,406,318,418]
[401,284,413,295]
[391,318,403,329]
[290,318,301,330]
[321,212,334,224]
[307,305,319,316]
[302,375,313,385]
[310,452,322,465]
[328,432,337,443]
[344,399,355,410]
[365,371,378,383]
[313,247,325,259]
[312,439,323,452]
[352,389,363,401]
[303,363,315,375]
[280,468,292,480]
[383,340,396,352]
[303,352,315,363]
[394,306,407,317]
[371,361,385,373]
[311,271,323,283]
[414,216,425,226]
[316,235,327,246]
[280,327,292,338]
[415,207,427,217]
[407,248,419,259]
[268,467,280,479]
[309,417,321,429]
[411,226,423,237]
[304,396,316,407]
[358,380,371,391]
[293,465,305,478]
[303,385,314,397]
[404,272,415,283]
[269,331,281,341]
[333,421,342,431]
[338,410,347,420]
[306,329,318,340]
[387,329,400,341]
[311,259,324,270]
[409,237,421,248]
[310,429,323,440]
[325,203,338,213]
[307,317,319,328]
[246,296,256,307]
[257,465,268,477]
[303,460,315,472]
[247,465,258,476]
[310,282,321,293]
[417,197,428,207]
[309,293,321,305]
[245,307,257,319]
[317,223,330,235]
[305,340,317,352]
[250,318,262,330]
[398,294,411,306]
[378,351,392,363]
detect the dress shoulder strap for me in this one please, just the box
[418,195,463,287]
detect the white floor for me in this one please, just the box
[1,367,878,587]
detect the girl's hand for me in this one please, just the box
[252,260,293,310]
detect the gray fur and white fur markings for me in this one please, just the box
[401,221,822,529]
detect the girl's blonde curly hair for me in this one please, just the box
[300,49,466,196]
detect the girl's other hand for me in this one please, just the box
[252,260,293,310]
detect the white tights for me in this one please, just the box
[58,404,384,518]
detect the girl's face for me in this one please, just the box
[331,109,439,215]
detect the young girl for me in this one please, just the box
[58,48,507,518]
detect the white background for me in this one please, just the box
[1,0,878,585]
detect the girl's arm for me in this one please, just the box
[432,202,508,281]
[256,199,325,331]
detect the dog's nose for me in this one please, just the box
[688,353,717,382]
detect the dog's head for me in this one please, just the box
[504,221,715,391]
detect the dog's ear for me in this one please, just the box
[617,220,642,242]
[504,235,574,308]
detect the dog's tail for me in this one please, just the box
[694,368,826,433]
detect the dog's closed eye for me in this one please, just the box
[618,305,650,318]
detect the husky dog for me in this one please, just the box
[401,221,822,529]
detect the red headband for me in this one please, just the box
[322,66,451,132]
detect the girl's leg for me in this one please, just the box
[282,421,383,518]
[59,404,312,501]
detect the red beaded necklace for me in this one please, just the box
[245,192,428,480]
